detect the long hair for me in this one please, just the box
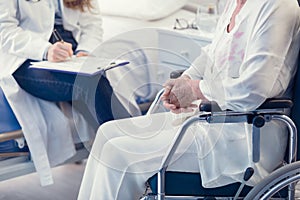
[63,0,93,12]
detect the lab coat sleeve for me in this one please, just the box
[0,1,51,61]
[200,2,300,111]
[75,0,103,53]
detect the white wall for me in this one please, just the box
[186,0,227,14]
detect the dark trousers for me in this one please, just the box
[12,25,130,126]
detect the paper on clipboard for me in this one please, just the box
[29,56,130,75]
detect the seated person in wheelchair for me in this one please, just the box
[78,0,300,199]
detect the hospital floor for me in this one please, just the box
[0,162,85,200]
[1,162,300,200]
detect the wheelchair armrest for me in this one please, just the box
[199,98,293,112]
[170,69,185,79]
[258,98,293,109]
[199,101,222,112]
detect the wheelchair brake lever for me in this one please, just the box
[233,167,254,200]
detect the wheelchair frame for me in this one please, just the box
[141,87,298,200]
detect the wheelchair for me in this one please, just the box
[140,53,300,200]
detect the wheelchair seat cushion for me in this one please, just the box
[148,172,252,197]
[148,172,287,197]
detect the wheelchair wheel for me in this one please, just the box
[244,161,300,200]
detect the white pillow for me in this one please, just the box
[98,0,188,21]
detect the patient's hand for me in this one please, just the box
[161,76,205,113]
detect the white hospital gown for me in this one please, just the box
[78,0,300,199]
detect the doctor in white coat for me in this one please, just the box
[0,0,129,186]
[78,0,300,199]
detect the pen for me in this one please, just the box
[101,61,130,71]
[52,29,64,42]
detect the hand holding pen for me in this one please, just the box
[47,29,73,62]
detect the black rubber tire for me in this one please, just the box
[244,161,300,200]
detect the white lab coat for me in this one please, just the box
[78,0,300,199]
[0,0,102,186]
